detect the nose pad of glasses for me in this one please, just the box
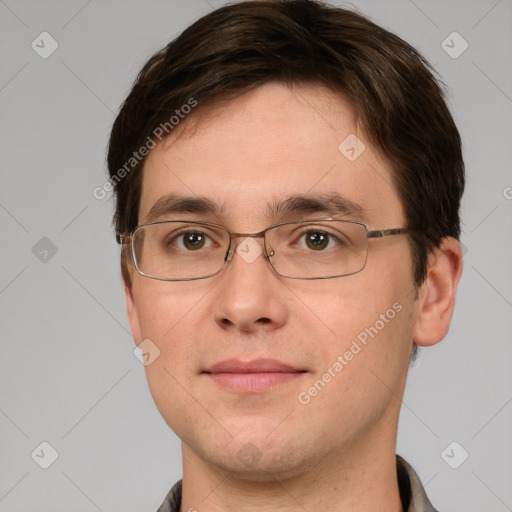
[224,242,237,263]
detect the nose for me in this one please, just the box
[212,236,288,334]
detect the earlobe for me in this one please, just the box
[413,237,463,347]
[124,280,143,346]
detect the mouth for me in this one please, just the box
[203,358,307,393]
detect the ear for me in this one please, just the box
[413,237,463,347]
[124,280,143,346]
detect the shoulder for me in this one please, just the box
[397,455,439,512]
[156,480,182,512]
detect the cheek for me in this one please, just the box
[132,282,205,435]
[320,292,410,374]
[131,279,216,372]
[297,293,415,438]
[302,266,415,393]
[133,278,206,342]
[132,280,197,387]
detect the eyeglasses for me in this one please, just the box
[117,219,410,281]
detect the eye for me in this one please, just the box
[173,231,212,251]
[297,230,340,251]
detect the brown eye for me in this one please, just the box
[181,232,206,250]
[304,231,330,250]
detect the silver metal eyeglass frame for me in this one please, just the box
[116,219,411,281]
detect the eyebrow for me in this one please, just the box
[144,192,366,223]
[266,193,366,220]
[145,194,225,223]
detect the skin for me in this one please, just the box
[124,82,463,511]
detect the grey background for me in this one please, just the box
[1,0,511,510]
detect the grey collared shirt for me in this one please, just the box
[156,455,438,512]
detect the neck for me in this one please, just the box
[180,432,403,512]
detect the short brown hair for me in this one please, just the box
[107,0,464,287]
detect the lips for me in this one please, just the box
[204,358,306,393]
[206,358,302,374]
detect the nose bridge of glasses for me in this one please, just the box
[223,230,270,263]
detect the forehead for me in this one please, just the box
[139,82,404,229]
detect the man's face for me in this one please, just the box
[125,83,420,478]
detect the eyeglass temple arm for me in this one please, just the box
[116,233,129,244]
[367,228,410,239]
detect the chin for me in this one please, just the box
[208,448,315,483]
[187,426,323,484]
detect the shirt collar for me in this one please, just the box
[397,456,439,512]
